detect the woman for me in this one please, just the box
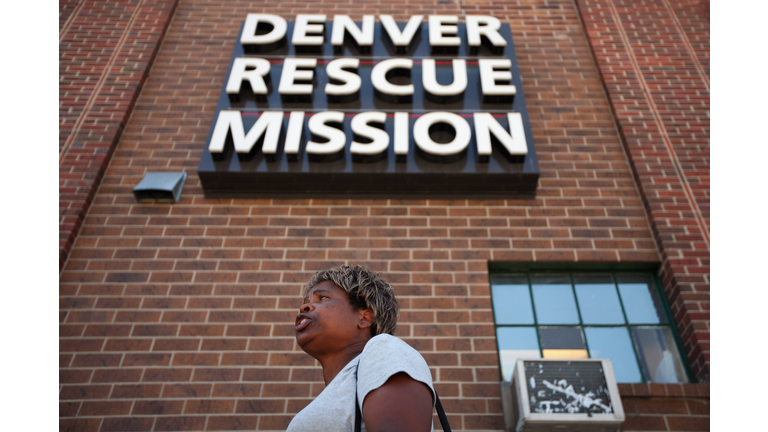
[286,265,435,432]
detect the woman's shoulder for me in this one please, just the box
[360,333,428,367]
[357,333,435,404]
[362,333,414,354]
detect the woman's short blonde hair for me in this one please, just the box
[303,265,399,336]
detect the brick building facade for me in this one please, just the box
[59,1,710,431]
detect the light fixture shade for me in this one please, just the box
[133,172,187,203]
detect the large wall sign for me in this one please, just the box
[198,15,539,197]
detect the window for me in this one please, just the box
[490,270,691,383]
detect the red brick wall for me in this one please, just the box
[575,0,710,382]
[618,383,709,431]
[59,0,710,431]
[59,0,179,271]
[59,0,82,31]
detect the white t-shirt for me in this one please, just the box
[286,334,435,432]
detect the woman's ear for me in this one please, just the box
[358,308,374,329]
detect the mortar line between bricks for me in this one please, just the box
[59,0,86,42]
[663,0,710,90]
[59,0,147,163]
[606,0,710,248]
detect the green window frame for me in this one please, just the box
[489,264,694,384]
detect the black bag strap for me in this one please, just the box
[355,391,362,432]
[434,394,452,432]
[354,388,451,432]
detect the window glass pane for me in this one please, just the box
[496,327,541,381]
[491,275,534,325]
[632,327,688,383]
[585,327,643,383]
[539,327,588,359]
[574,274,625,325]
[531,274,580,324]
[617,274,667,324]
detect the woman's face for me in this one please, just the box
[295,281,371,356]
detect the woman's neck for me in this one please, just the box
[319,338,370,385]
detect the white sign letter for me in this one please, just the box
[422,59,467,97]
[284,111,305,158]
[293,14,326,46]
[429,16,460,47]
[371,59,414,96]
[241,14,287,45]
[350,111,389,156]
[394,112,410,157]
[209,111,284,155]
[414,112,471,156]
[380,15,423,46]
[226,58,271,95]
[466,16,507,47]
[325,58,362,96]
[279,58,317,95]
[479,59,516,96]
[331,15,374,47]
[307,111,346,155]
[474,112,528,157]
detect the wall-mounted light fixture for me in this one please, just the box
[132,172,187,203]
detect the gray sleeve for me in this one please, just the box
[356,334,436,412]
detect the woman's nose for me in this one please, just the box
[300,304,312,313]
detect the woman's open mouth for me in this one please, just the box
[295,317,311,332]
